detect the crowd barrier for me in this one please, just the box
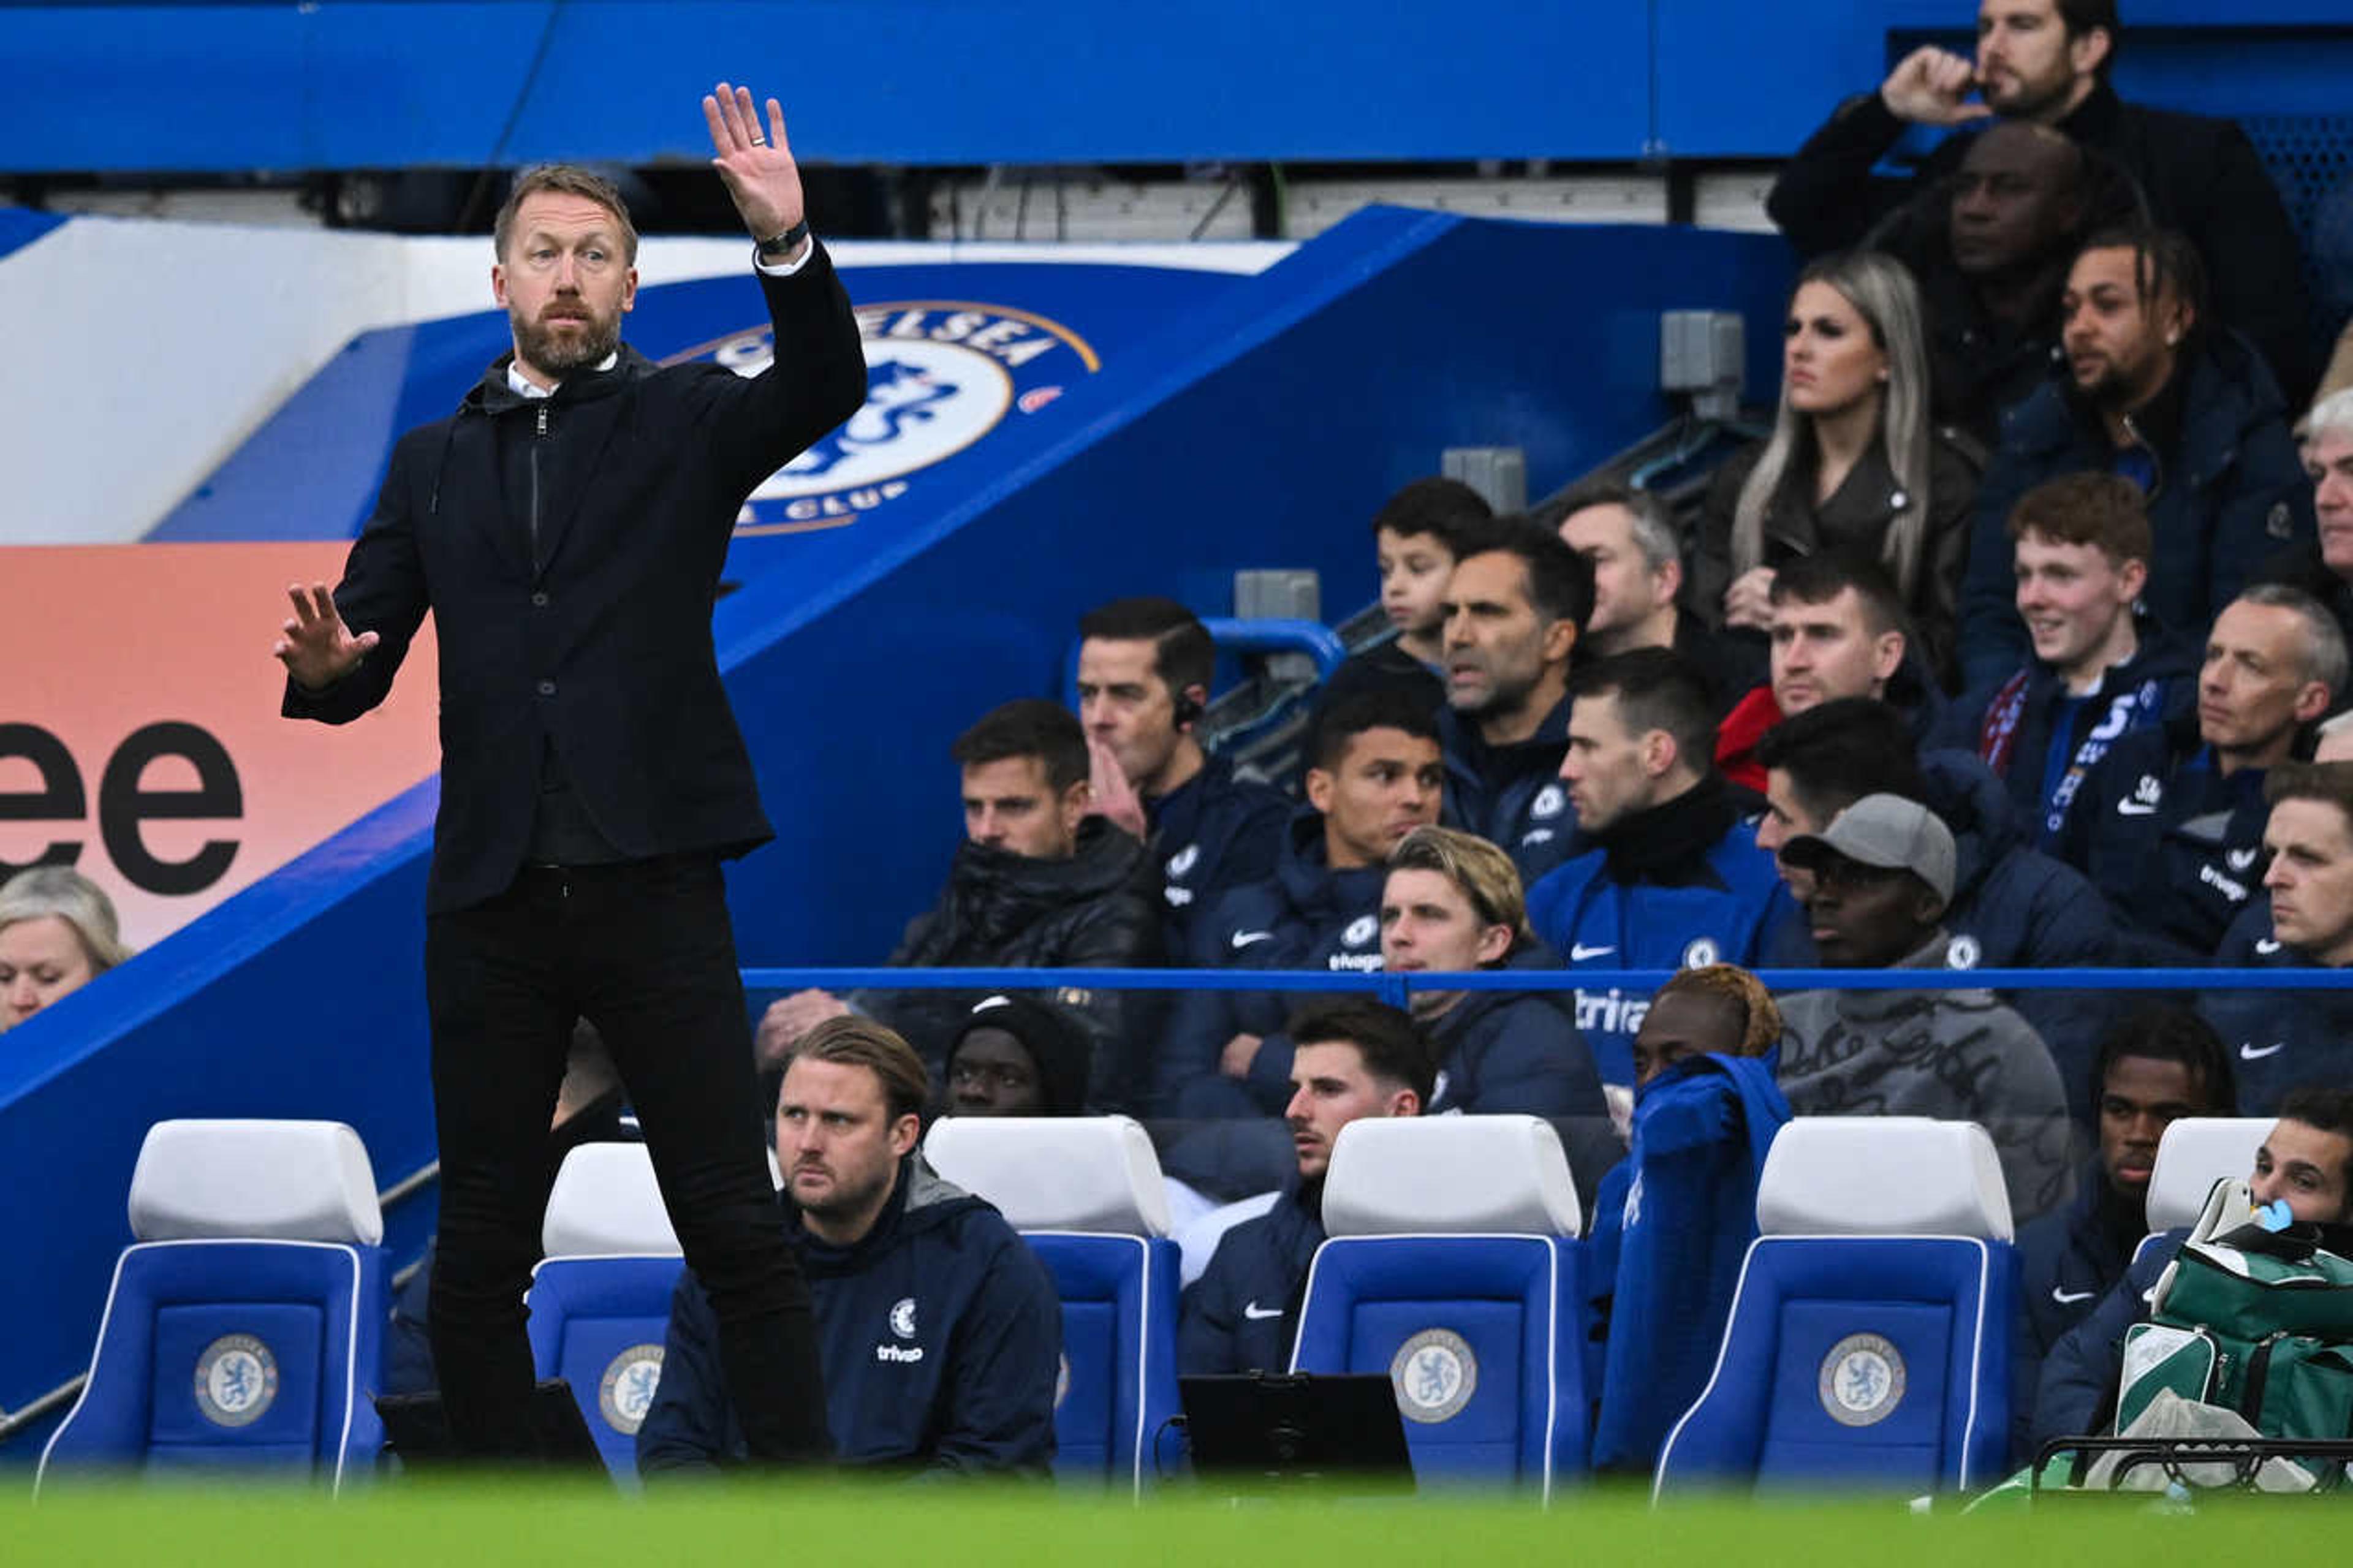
[738,964,2353,998]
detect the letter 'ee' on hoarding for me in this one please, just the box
[0,544,441,950]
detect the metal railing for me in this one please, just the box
[740,963,2353,997]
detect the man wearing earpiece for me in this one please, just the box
[1075,596,1290,965]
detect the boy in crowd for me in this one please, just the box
[1940,472,2194,849]
[1324,476,1495,710]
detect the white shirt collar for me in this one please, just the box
[507,351,618,400]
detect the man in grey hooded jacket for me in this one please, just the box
[1775,793,2077,1223]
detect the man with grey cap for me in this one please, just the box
[1775,793,2077,1222]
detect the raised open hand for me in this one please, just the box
[702,81,806,248]
[273,581,377,691]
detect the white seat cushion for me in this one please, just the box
[2146,1118,2274,1235]
[1173,1191,1280,1287]
[1322,1115,1582,1238]
[922,1115,1170,1237]
[1756,1117,2012,1241]
[542,1142,680,1257]
[128,1119,382,1245]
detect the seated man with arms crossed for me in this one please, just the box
[639,1018,1061,1478]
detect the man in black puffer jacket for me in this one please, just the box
[758,700,1159,1109]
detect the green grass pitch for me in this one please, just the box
[4,1478,2343,1566]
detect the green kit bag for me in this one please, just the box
[2117,1179,2353,1444]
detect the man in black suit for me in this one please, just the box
[274,83,865,1463]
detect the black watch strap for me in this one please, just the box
[756,218,812,259]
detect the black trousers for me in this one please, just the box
[422,854,829,1462]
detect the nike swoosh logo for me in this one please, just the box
[1241,1302,1282,1320]
[2117,801,2158,816]
[2052,1287,2096,1305]
[1230,930,1274,950]
[2256,938,2284,955]
[1569,944,1615,961]
[2241,1042,2286,1061]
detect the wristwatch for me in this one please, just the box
[756,219,811,260]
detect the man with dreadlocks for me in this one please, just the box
[1957,225,2313,688]
[1583,964,1794,1474]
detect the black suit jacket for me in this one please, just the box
[285,248,867,912]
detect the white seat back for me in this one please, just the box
[541,1142,680,1257]
[2146,1118,2274,1235]
[1322,1115,1582,1238]
[128,1119,382,1246]
[1756,1117,2012,1241]
[923,1116,1171,1237]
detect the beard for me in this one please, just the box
[1982,62,2075,121]
[511,303,622,379]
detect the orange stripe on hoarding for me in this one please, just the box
[0,543,442,951]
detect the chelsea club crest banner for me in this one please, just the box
[152,257,1248,579]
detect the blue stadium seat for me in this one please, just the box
[2133,1117,2273,1268]
[923,1115,1180,1496]
[1654,1118,2017,1496]
[523,1142,682,1489]
[1288,1115,1589,1499]
[37,1119,387,1492]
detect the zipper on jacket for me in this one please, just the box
[530,403,548,566]
[2120,412,2165,499]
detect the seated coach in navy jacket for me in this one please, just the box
[638,1018,1060,1479]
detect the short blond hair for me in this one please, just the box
[1386,825,1532,948]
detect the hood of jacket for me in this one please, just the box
[1817,933,1995,1021]
[1919,749,2020,907]
[782,1150,991,1279]
[459,343,658,419]
[1423,944,1574,1044]
[1270,808,1392,931]
[937,816,1150,949]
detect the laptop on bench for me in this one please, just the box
[1179,1372,1415,1495]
